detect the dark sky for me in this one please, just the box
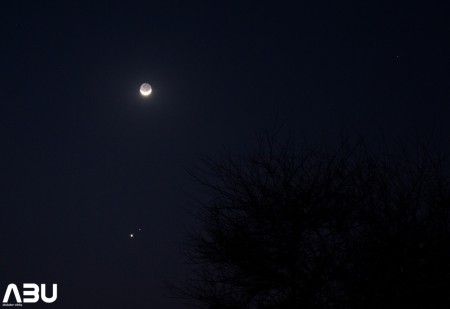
[1,2,449,308]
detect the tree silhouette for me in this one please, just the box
[180,137,450,308]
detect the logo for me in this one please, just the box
[2,284,57,306]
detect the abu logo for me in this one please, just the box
[2,284,57,304]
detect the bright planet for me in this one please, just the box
[140,83,152,96]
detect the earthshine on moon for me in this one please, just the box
[140,83,152,96]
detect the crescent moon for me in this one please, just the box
[140,83,152,96]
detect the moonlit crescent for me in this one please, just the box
[140,83,152,96]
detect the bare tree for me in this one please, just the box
[179,137,450,308]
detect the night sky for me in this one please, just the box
[1,2,450,308]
